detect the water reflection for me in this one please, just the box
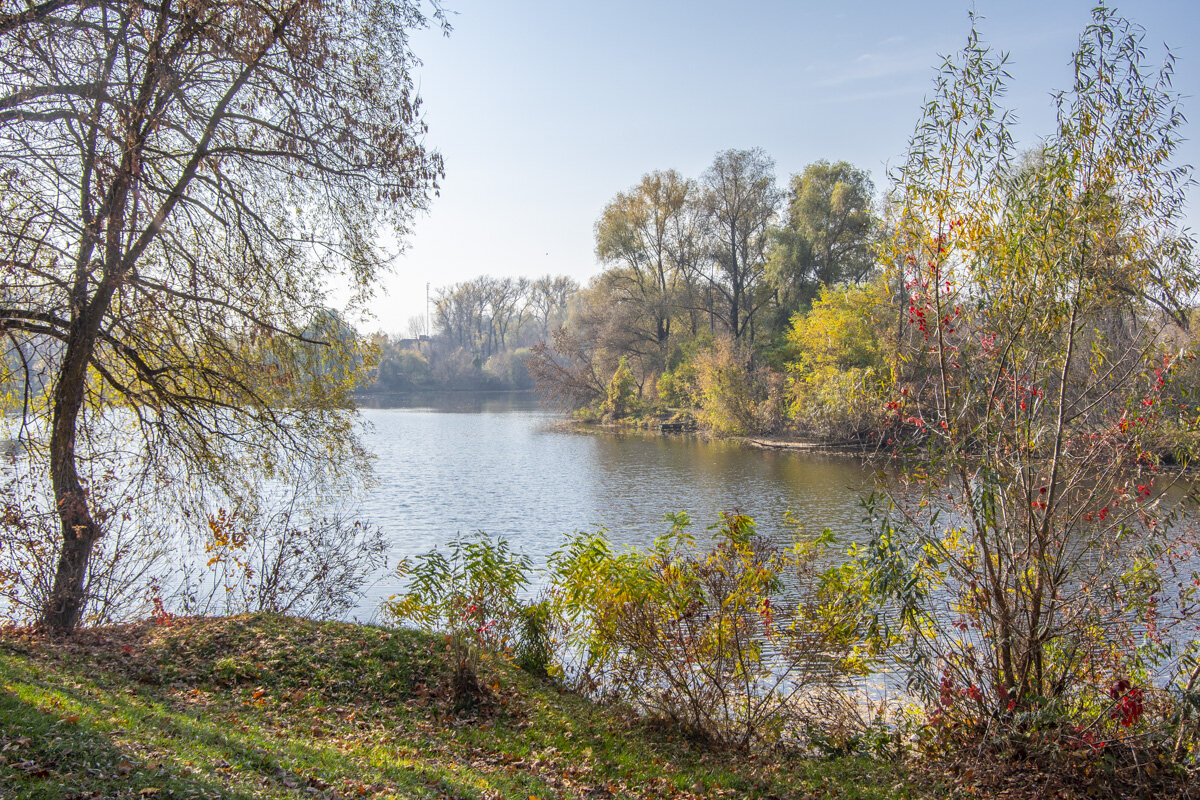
[357,391,545,414]
[352,393,874,619]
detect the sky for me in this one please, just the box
[353,0,1200,335]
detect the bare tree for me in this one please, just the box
[434,275,555,360]
[526,326,608,411]
[435,282,477,351]
[488,276,527,354]
[526,275,578,340]
[0,0,444,632]
[405,315,427,341]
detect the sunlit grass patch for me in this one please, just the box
[1,614,914,799]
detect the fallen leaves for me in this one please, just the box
[1,615,918,800]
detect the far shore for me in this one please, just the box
[549,417,877,456]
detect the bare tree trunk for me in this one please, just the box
[41,511,98,632]
[41,326,103,632]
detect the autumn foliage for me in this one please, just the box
[853,7,1200,790]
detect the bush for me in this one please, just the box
[689,338,784,435]
[859,8,1200,790]
[483,348,534,390]
[174,454,387,622]
[654,368,689,409]
[373,345,432,392]
[384,534,536,700]
[183,504,387,620]
[785,281,892,440]
[548,512,864,748]
[513,599,557,679]
[602,356,639,420]
[1,468,174,627]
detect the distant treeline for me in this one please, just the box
[363,149,882,414]
[364,275,578,393]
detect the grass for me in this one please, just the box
[0,613,915,800]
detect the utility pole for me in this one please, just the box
[425,281,431,338]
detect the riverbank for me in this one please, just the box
[0,614,911,799]
[552,418,876,457]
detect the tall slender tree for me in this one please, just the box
[595,170,697,359]
[873,8,1200,721]
[700,148,780,344]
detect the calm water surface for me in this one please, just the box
[353,393,874,619]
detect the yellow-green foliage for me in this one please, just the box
[655,333,711,410]
[267,310,376,409]
[654,369,683,407]
[655,364,696,409]
[785,281,892,439]
[694,339,756,435]
[602,356,638,419]
[690,338,784,435]
[548,513,862,748]
[384,533,533,656]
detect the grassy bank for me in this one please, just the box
[0,614,913,800]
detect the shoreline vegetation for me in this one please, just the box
[351,10,1200,797]
[547,417,877,456]
[3,612,1194,799]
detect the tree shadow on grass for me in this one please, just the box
[0,687,259,799]
[0,655,490,800]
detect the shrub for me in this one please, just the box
[860,8,1200,788]
[602,356,639,420]
[483,348,534,390]
[513,599,557,679]
[785,281,892,440]
[548,512,864,748]
[174,455,388,622]
[689,338,784,435]
[384,534,535,700]
[0,468,173,627]
[184,504,387,620]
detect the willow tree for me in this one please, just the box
[0,0,444,632]
[768,160,877,316]
[594,170,698,360]
[873,7,1199,728]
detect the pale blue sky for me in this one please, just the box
[359,1,1200,334]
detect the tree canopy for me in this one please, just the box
[0,0,445,631]
[594,170,698,359]
[701,148,780,344]
[769,160,877,315]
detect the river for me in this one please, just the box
[352,392,875,620]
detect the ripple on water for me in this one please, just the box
[351,398,873,620]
